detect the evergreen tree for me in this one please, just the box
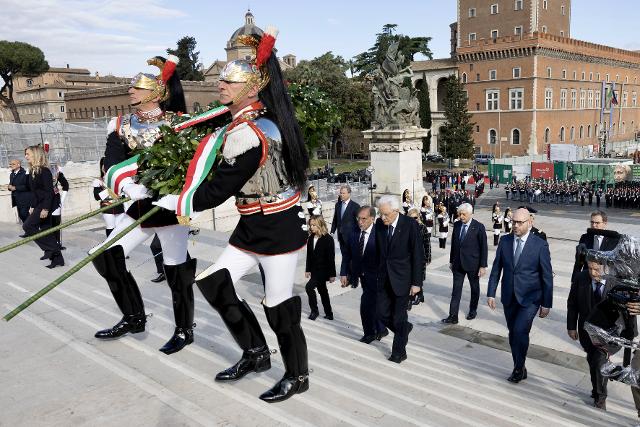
[440,76,475,159]
[0,41,49,123]
[416,74,432,153]
[167,36,204,81]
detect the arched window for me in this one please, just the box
[587,125,591,138]
[488,128,497,145]
[570,126,575,140]
[622,121,626,134]
[579,125,584,139]
[461,73,467,83]
[560,127,565,142]
[511,128,521,145]
[544,127,550,143]
[595,124,598,138]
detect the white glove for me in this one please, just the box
[152,194,179,211]
[122,183,151,201]
[92,178,102,188]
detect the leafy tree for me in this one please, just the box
[285,52,372,131]
[439,76,475,159]
[416,74,432,152]
[0,41,49,123]
[288,83,341,156]
[167,36,204,81]
[353,24,432,77]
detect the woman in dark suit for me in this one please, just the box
[304,215,336,320]
[23,145,64,268]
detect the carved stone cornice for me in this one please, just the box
[368,141,423,152]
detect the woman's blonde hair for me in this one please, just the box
[308,215,329,236]
[25,145,49,175]
[407,207,422,224]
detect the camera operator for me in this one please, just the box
[623,300,640,419]
[567,260,609,409]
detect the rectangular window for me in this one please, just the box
[469,33,477,44]
[491,30,499,39]
[547,67,552,78]
[581,72,585,81]
[58,91,63,98]
[595,90,601,109]
[491,4,499,14]
[623,91,628,107]
[543,0,548,9]
[589,72,593,81]
[469,7,476,17]
[489,69,497,80]
[545,88,553,109]
[476,73,480,82]
[562,69,567,79]
[486,90,500,110]
[541,25,547,33]
[580,90,586,109]
[509,88,524,110]
[633,91,637,107]
[512,67,521,79]
[597,73,600,81]
[514,0,523,10]
[561,5,566,15]
[514,26,523,36]
[60,106,65,113]
[588,90,594,108]
[571,89,577,108]
[560,89,567,109]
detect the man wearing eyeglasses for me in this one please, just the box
[570,210,619,284]
[487,208,553,383]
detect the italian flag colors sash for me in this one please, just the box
[174,105,230,132]
[105,154,140,196]
[176,124,229,222]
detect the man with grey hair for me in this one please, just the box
[331,184,360,286]
[8,159,31,223]
[375,195,424,363]
[443,203,488,324]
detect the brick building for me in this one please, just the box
[455,0,640,157]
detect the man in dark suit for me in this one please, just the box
[330,185,360,286]
[7,159,32,223]
[571,210,619,284]
[488,208,553,383]
[442,203,488,324]
[375,195,424,363]
[567,260,609,409]
[340,206,386,343]
[518,206,546,241]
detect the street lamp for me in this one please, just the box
[366,165,376,206]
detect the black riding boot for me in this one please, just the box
[92,246,146,339]
[160,258,197,355]
[259,296,309,403]
[196,268,270,381]
[494,234,499,246]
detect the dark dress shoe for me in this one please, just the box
[466,311,477,320]
[40,253,51,260]
[388,353,407,363]
[376,328,389,341]
[46,254,65,269]
[150,272,166,283]
[19,234,27,238]
[95,315,146,339]
[359,335,376,344]
[441,315,459,324]
[215,346,271,381]
[507,368,527,383]
[350,282,358,288]
[594,397,606,410]
[308,311,319,320]
[159,327,194,355]
[259,374,309,403]
[324,313,333,320]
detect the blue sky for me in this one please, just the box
[1,0,639,78]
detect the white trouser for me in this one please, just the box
[493,229,501,235]
[101,213,124,230]
[90,214,189,266]
[196,244,299,307]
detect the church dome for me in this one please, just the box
[227,10,263,47]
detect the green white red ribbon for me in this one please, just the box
[174,105,230,132]
[105,154,140,196]
[177,125,229,218]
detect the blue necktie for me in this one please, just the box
[341,201,347,218]
[514,238,523,265]
[460,223,468,241]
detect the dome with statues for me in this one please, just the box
[227,10,264,48]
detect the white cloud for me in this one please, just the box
[0,0,186,76]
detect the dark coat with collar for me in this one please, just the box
[449,218,488,273]
[330,198,360,239]
[9,167,32,208]
[571,232,620,283]
[567,270,605,351]
[305,234,336,282]
[340,225,378,284]
[375,215,424,296]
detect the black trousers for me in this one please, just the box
[377,277,410,357]
[360,275,384,337]
[503,301,539,369]
[51,215,61,246]
[305,277,332,316]
[16,205,30,223]
[449,267,480,316]
[23,209,61,255]
[585,345,608,400]
[150,234,164,274]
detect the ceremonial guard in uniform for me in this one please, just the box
[491,205,504,246]
[89,56,197,355]
[156,28,310,403]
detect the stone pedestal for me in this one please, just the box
[362,127,428,205]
